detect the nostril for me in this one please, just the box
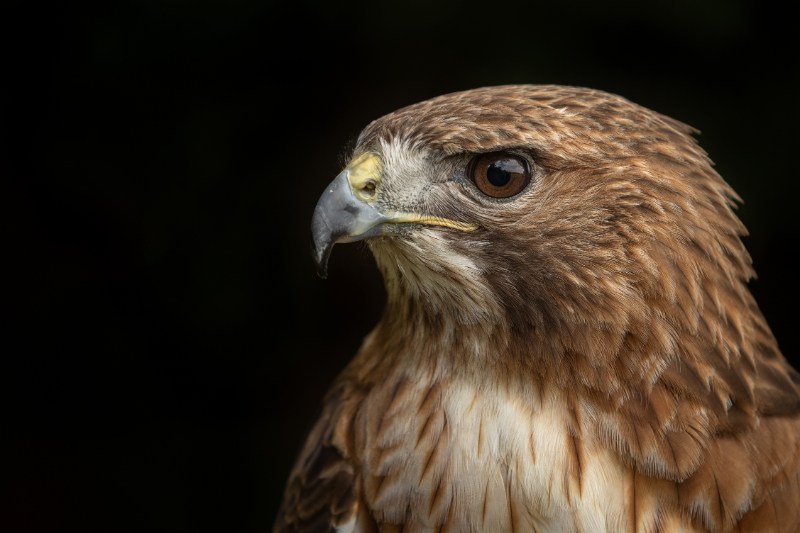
[361,180,377,196]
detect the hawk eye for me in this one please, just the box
[467,152,531,198]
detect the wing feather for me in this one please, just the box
[274,388,368,533]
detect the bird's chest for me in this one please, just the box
[355,378,631,533]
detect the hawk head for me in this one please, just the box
[311,86,768,385]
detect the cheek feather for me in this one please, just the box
[369,230,504,330]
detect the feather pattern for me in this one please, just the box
[274,86,800,533]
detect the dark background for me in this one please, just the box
[3,1,798,531]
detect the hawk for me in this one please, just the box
[274,86,800,533]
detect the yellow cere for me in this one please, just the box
[346,153,383,202]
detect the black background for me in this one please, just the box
[3,1,798,531]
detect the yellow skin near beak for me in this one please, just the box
[344,153,479,232]
[346,152,384,202]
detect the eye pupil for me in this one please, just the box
[467,152,531,198]
[487,163,511,187]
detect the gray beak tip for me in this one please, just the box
[310,233,332,279]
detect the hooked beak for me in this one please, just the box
[310,167,387,278]
[310,153,478,278]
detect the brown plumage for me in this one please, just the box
[276,86,800,533]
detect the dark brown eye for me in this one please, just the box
[467,152,531,198]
